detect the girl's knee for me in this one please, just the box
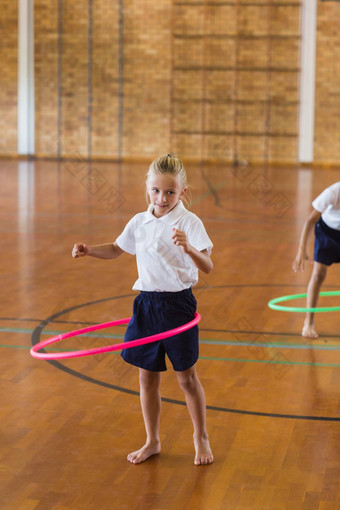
[139,369,161,390]
[177,367,199,393]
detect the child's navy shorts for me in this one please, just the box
[314,217,340,266]
[121,288,198,372]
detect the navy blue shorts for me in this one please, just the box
[314,217,340,266]
[121,288,198,372]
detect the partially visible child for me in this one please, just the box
[72,154,214,465]
[292,182,340,338]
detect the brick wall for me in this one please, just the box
[0,0,18,155]
[122,0,172,159]
[33,0,302,163]
[314,0,340,165]
[171,1,300,163]
[1,1,340,165]
[34,0,59,157]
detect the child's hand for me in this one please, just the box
[172,228,190,253]
[292,250,309,272]
[72,243,89,258]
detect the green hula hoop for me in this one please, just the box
[268,291,340,313]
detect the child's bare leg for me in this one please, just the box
[127,369,161,464]
[176,366,213,466]
[302,261,327,339]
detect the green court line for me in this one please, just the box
[0,343,121,354]
[1,344,30,350]
[199,356,340,367]
[0,327,124,339]
[2,327,340,366]
[1,327,339,351]
[2,342,339,367]
[199,339,340,351]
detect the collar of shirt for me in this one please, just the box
[142,200,188,225]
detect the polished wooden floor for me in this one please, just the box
[1,159,340,510]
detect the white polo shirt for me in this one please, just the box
[115,201,213,292]
[312,182,340,230]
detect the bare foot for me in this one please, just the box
[127,441,161,464]
[302,322,318,339]
[194,435,213,466]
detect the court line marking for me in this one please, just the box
[199,356,340,368]
[29,293,340,421]
[2,320,340,339]
[0,327,124,339]
[2,343,338,367]
[2,327,340,351]
[3,332,340,367]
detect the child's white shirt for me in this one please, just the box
[115,201,213,292]
[312,182,340,230]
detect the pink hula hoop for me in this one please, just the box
[30,313,201,360]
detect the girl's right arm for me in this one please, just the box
[292,208,321,272]
[72,242,124,260]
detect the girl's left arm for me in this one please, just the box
[172,229,213,274]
